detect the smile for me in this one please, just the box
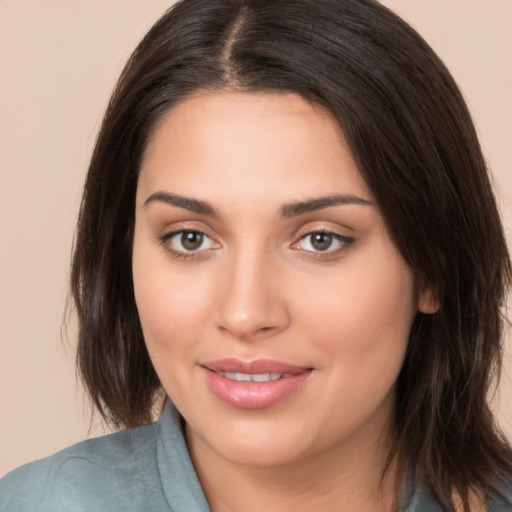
[216,371,295,382]
[201,359,313,409]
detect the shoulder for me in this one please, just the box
[489,482,512,511]
[402,479,512,512]
[0,422,163,512]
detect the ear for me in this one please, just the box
[417,279,440,314]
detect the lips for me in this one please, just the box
[201,358,313,409]
[215,371,293,382]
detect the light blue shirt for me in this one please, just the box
[1,402,511,511]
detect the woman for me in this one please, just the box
[1,0,511,510]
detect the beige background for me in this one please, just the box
[0,0,511,477]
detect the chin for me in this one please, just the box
[214,436,308,468]
[186,412,319,468]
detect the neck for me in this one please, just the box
[186,415,399,512]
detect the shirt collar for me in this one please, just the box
[156,400,449,512]
[156,401,211,511]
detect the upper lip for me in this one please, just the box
[201,358,311,375]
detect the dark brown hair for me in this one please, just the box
[71,0,512,509]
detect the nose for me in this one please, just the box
[213,249,291,341]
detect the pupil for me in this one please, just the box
[311,233,332,251]
[181,231,203,250]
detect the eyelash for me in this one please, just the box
[292,229,355,259]
[159,228,354,261]
[159,229,219,260]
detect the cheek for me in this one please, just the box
[135,277,206,341]
[313,241,415,339]
[297,251,416,436]
[301,243,416,384]
[132,238,212,355]
[132,245,217,402]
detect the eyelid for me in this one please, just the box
[290,228,355,256]
[159,226,221,259]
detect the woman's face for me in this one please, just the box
[133,91,430,467]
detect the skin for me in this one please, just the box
[132,91,436,511]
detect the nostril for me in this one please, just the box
[213,269,291,340]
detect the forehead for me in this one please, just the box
[138,91,371,205]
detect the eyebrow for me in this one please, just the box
[143,191,374,218]
[279,194,374,217]
[143,191,219,217]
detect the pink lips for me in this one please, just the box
[201,358,312,409]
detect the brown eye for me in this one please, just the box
[310,232,333,251]
[181,231,203,250]
[292,230,354,256]
[160,229,219,257]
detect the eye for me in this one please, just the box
[161,229,219,256]
[293,230,353,254]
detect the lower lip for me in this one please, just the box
[203,369,312,409]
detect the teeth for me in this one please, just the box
[219,371,287,382]
[253,373,275,382]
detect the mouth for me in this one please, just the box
[213,371,295,382]
[200,358,313,409]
